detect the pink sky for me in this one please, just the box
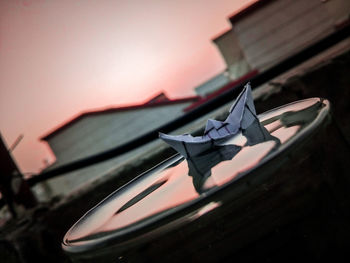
[0,0,254,175]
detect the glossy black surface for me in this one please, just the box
[62,98,330,255]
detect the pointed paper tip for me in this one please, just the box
[159,132,176,141]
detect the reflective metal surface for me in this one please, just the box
[62,98,330,256]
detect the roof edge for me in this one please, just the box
[211,28,233,42]
[40,95,200,141]
[229,0,273,25]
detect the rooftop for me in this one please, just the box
[40,92,200,141]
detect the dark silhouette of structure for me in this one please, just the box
[0,134,37,218]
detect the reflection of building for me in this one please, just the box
[37,93,198,200]
[195,0,350,96]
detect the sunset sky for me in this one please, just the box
[0,0,254,175]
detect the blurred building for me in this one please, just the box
[195,0,350,96]
[36,93,198,200]
[35,0,349,201]
[194,72,230,97]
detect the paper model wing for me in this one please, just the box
[225,82,257,130]
[203,119,235,140]
[158,132,213,158]
[204,119,223,134]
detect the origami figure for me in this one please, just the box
[159,83,262,158]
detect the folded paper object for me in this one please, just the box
[159,83,259,158]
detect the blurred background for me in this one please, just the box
[0,0,254,175]
[0,0,349,262]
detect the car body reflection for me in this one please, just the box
[63,98,329,255]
